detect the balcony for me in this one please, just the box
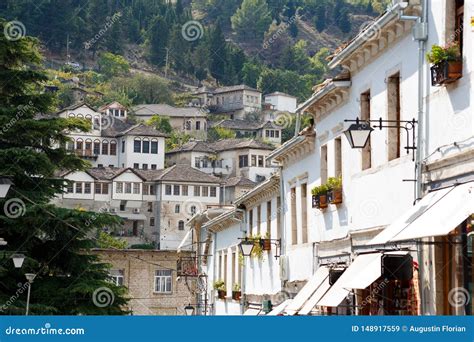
[75,149,98,160]
[177,257,198,277]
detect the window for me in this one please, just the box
[301,183,308,244]
[84,182,91,194]
[190,205,197,215]
[66,140,74,152]
[291,187,297,245]
[150,217,155,226]
[202,186,209,197]
[182,185,188,196]
[110,270,124,286]
[76,139,83,151]
[120,201,126,211]
[173,185,180,196]
[361,91,371,170]
[142,139,150,153]
[121,140,125,153]
[454,0,464,52]
[75,182,82,194]
[320,145,328,184]
[276,197,281,240]
[133,183,140,194]
[202,158,208,168]
[102,183,109,194]
[134,139,141,153]
[175,204,180,213]
[210,187,217,197]
[110,141,117,156]
[257,205,261,234]
[85,140,92,155]
[66,182,74,193]
[93,140,101,155]
[125,183,132,194]
[102,140,109,155]
[195,158,200,168]
[335,137,342,178]
[251,155,257,167]
[178,220,185,230]
[151,164,157,170]
[239,155,248,168]
[266,130,270,137]
[151,140,158,154]
[148,202,153,212]
[133,163,139,169]
[185,121,191,130]
[154,270,172,293]
[149,185,155,195]
[196,121,201,130]
[142,164,148,170]
[387,73,401,161]
[143,185,149,195]
[165,185,172,195]
[267,200,272,239]
[194,186,200,197]
[270,130,275,138]
[94,117,100,130]
[275,130,280,138]
[258,155,264,167]
[116,182,123,194]
[249,209,253,235]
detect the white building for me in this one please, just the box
[264,92,297,113]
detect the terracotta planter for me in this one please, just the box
[217,290,226,299]
[232,291,241,301]
[318,192,328,209]
[431,60,462,86]
[261,239,272,251]
[329,188,343,205]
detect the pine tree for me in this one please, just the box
[0,19,128,315]
[231,0,272,41]
[208,22,227,83]
[148,15,169,66]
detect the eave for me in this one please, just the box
[234,175,280,209]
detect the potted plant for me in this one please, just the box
[250,234,264,259]
[213,280,226,299]
[311,184,329,209]
[232,283,241,301]
[261,231,272,251]
[427,43,462,86]
[327,176,343,205]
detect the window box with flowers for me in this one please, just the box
[232,283,241,301]
[213,280,226,299]
[427,43,462,86]
[261,231,272,251]
[327,176,343,205]
[311,184,329,209]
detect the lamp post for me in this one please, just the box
[0,177,13,198]
[238,238,255,257]
[25,273,35,316]
[344,117,417,161]
[11,254,25,268]
[184,304,195,316]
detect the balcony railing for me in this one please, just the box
[75,149,98,159]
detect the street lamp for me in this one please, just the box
[11,254,25,268]
[25,273,36,316]
[184,304,195,316]
[343,118,373,149]
[0,177,13,198]
[238,238,254,257]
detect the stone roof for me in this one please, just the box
[210,138,274,152]
[224,176,256,187]
[214,84,260,94]
[55,102,97,114]
[212,119,264,130]
[167,141,216,154]
[156,164,221,183]
[117,123,169,138]
[101,117,134,137]
[86,167,129,180]
[132,104,207,118]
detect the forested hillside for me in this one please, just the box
[0,0,389,101]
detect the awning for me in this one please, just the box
[177,228,194,253]
[243,308,262,315]
[298,275,331,315]
[284,266,329,315]
[317,251,409,307]
[369,182,474,244]
[267,299,291,316]
[115,213,147,220]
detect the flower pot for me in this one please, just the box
[431,60,462,86]
[329,188,343,205]
[318,192,328,209]
[217,290,226,299]
[261,238,272,251]
[232,291,241,301]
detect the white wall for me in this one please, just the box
[264,94,297,113]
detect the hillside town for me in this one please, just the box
[1,0,474,319]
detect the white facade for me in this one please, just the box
[264,92,297,113]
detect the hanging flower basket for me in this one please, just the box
[261,238,272,251]
[427,44,462,86]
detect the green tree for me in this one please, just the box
[98,52,130,79]
[110,74,173,105]
[242,61,264,88]
[208,127,236,142]
[0,20,128,315]
[148,15,169,66]
[231,0,272,41]
[146,116,173,134]
[208,23,227,83]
